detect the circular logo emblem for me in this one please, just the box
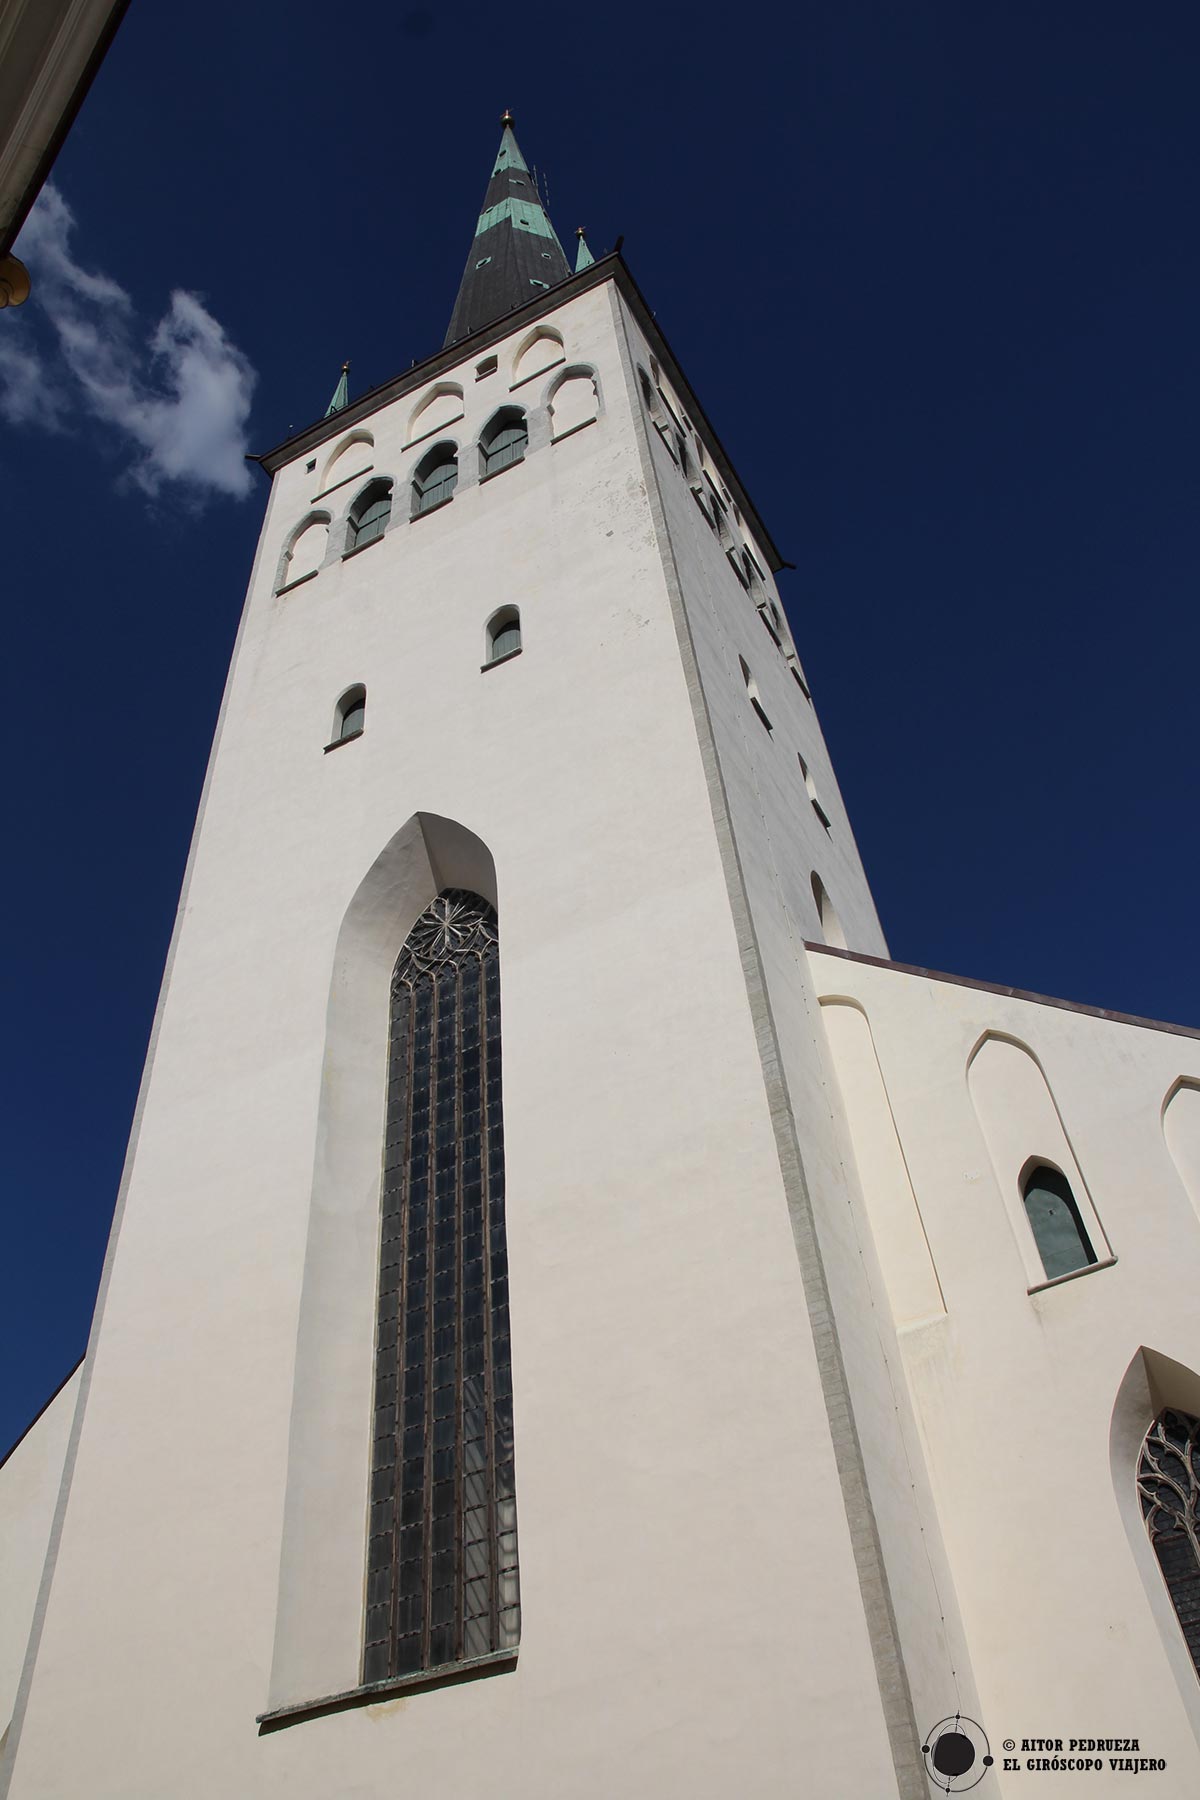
[921,1715,993,1791]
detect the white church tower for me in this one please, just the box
[4,116,1200,1799]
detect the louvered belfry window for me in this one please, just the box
[364,889,520,1685]
[1138,1408,1200,1677]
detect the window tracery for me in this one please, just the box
[1138,1408,1200,1677]
[364,890,519,1685]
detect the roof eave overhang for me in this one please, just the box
[253,254,785,572]
[0,0,133,259]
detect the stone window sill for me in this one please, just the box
[275,569,319,596]
[550,414,597,446]
[481,647,522,673]
[323,729,364,754]
[479,456,525,485]
[256,1650,517,1733]
[312,464,372,503]
[342,532,385,561]
[1027,1255,1117,1296]
[403,413,465,453]
[509,356,564,392]
[410,494,454,522]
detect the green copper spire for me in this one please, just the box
[444,111,572,347]
[574,226,594,272]
[490,117,529,176]
[325,362,349,417]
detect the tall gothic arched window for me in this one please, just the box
[1138,1408,1200,1678]
[364,890,520,1685]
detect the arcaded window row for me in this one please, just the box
[276,365,600,594]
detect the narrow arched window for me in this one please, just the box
[339,686,365,739]
[412,446,458,517]
[1138,1409,1200,1678]
[1021,1163,1096,1280]
[364,891,520,1686]
[347,480,392,552]
[480,410,528,478]
[799,755,831,830]
[811,872,846,949]
[740,655,772,733]
[486,608,521,664]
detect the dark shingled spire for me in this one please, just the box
[444,111,571,348]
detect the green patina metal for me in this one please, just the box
[325,364,349,417]
[474,196,559,241]
[491,126,529,176]
[575,228,594,272]
[445,113,572,345]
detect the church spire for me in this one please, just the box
[574,226,594,272]
[325,361,350,417]
[443,111,572,348]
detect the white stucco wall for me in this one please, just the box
[4,279,913,1799]
[0,1369,79,1750]
[617,294,976,1792]
[813,948,1200,1788]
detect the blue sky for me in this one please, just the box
[2,0,1197,1453]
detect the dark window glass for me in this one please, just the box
[489,613,521,661]
[349,482,392,550]
[1021,1163,1095,1280]
[481,413,528,477]
[1139,1409,1200,1678]
[340,691,365,738]
[413,452,459,516]
[364,890,520,1686]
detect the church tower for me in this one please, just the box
[7,115,1200,1800]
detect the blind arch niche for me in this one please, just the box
[365,889,520,1683]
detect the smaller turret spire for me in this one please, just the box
[325,362,350,418]
[574,227,594,272]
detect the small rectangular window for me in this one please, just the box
[475,356,498,380]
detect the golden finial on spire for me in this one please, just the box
[500,108,514,128]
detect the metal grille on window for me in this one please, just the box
[364,889,519,1686]
[1138,1408,1200,1677]
[350,485,392,549]
[413,455,459,516]
[482,416,527,476]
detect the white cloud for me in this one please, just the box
[0,184,257,500]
